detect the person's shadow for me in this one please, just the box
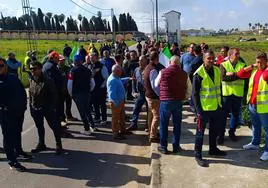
[27,149,151,187]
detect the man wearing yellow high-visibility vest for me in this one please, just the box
[192,50,226,167]
[219,48,246,144]
[235,52,268,161]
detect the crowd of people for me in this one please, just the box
[0,38,267,172]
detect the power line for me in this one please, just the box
[80,0,110,11]
[68,0,98,16]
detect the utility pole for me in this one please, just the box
[150,0,154,38]
[21,0,37,53]
[155,0,159,41]
[111,8,116,43]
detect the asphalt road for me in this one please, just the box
[0,99,151,188]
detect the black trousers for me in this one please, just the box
[30,107,62,145]
[195,109,223,159]
[0,109,18,164]
[59,92,73,121]
[73,93,95,131]
[92,88,107,121]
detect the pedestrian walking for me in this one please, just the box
[68,55,96,135]
[127,55,148,131]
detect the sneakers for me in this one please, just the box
[127,125,138,131]
[149,138,160,143]
[80,130,92,136]
[113,134,126,140]
[94,119,101,123]
[55,143,63,155]
[9,162,27,172]
[217,136,225,146]
[16,151,33,160]
[195,157,209,167]
[173,146,184,154]
[208,148,227,156]
[243,143,259,150]
[260,152,268,161]
[229,131,238,142]
[31,144,47,153]
[100,121,107,126]
[66,117,79,122]
[157,146,170,155]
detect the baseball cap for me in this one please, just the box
[73,55,82,63]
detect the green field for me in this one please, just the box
[0,39,135,86]
[181,35,268,65]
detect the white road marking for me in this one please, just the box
[22,125,35,136]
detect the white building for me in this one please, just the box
[163,10,181,45]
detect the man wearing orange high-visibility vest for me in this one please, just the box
[236,52,268,161]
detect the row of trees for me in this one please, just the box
[248,23,268,31]
[0,8,138,32]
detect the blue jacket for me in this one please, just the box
[6,59,21,76]
[107,74,126,106]
[180,53,195,74]
[101,57,115,75]
[0,74,27,113]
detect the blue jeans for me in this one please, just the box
[131,92,147,127]
[248,104,268,152]
[222,95,243,135]
[159,100,183,150]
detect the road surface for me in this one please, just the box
[0,99,151,188]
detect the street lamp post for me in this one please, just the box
[155,0,159,41]
[150,0,154,38]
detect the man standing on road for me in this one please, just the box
[143,51,165,143]
[68,55,96,135]
[58,55,77,123]
[6,52,22,77]
[155,56,188,154]
[29,61,63,154]
[236,52,268,161]
[42,51,72,138]
[0,58,27,172]
[63,44,72,65]
[193,50,226,167]
[137,41,142,57]
[219,48,246,143]
[180,43,196,74]
[127,55,148,131]
[107,65,131,140]
[101,50,115,75]
[91,52,109,126]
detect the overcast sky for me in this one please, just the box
[0,0,268,32]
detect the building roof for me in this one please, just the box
[163,10,181,16]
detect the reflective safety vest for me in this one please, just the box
[221,60,245,97]
[247,70,268,113]
[194,65,222,111]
